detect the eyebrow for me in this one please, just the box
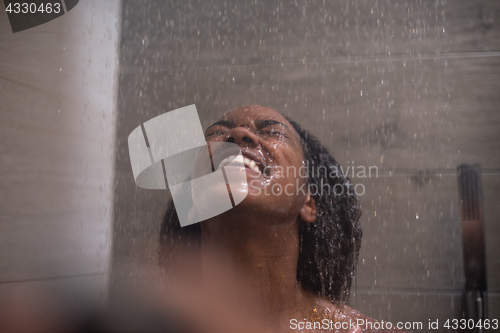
[205,118,292,134]
[255,119,291,134]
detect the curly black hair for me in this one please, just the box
[158,116,363,303]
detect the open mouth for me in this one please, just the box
[217,155,262,175]
[210,144,268,177]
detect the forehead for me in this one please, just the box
[220,105,292,127]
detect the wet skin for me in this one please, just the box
[203,105,314,223]
[197,105,404,333]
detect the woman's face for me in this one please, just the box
[204,105,309,221]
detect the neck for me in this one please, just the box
[200,210,309,317]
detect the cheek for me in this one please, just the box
[276,147,305,181]
[272,155,307,198]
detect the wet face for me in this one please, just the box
[204,105,310,222]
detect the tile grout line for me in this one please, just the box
[120,51,500,73]
[0,272,107,284]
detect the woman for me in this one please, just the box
[159,105,403,333]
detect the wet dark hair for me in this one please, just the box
[158,116,362,303]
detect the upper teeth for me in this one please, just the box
[217,155,261,174]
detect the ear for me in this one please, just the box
[299,192,316,224]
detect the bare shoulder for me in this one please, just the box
[317,299,408,333]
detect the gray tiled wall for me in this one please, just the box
[111,0,500,328]
[0,0,120,324]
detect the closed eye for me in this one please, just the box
[205,125,230,137]
[255,119,291,138]
[258,128,285,136]
[205,130,225,137]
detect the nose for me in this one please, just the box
[226,127,258,147]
